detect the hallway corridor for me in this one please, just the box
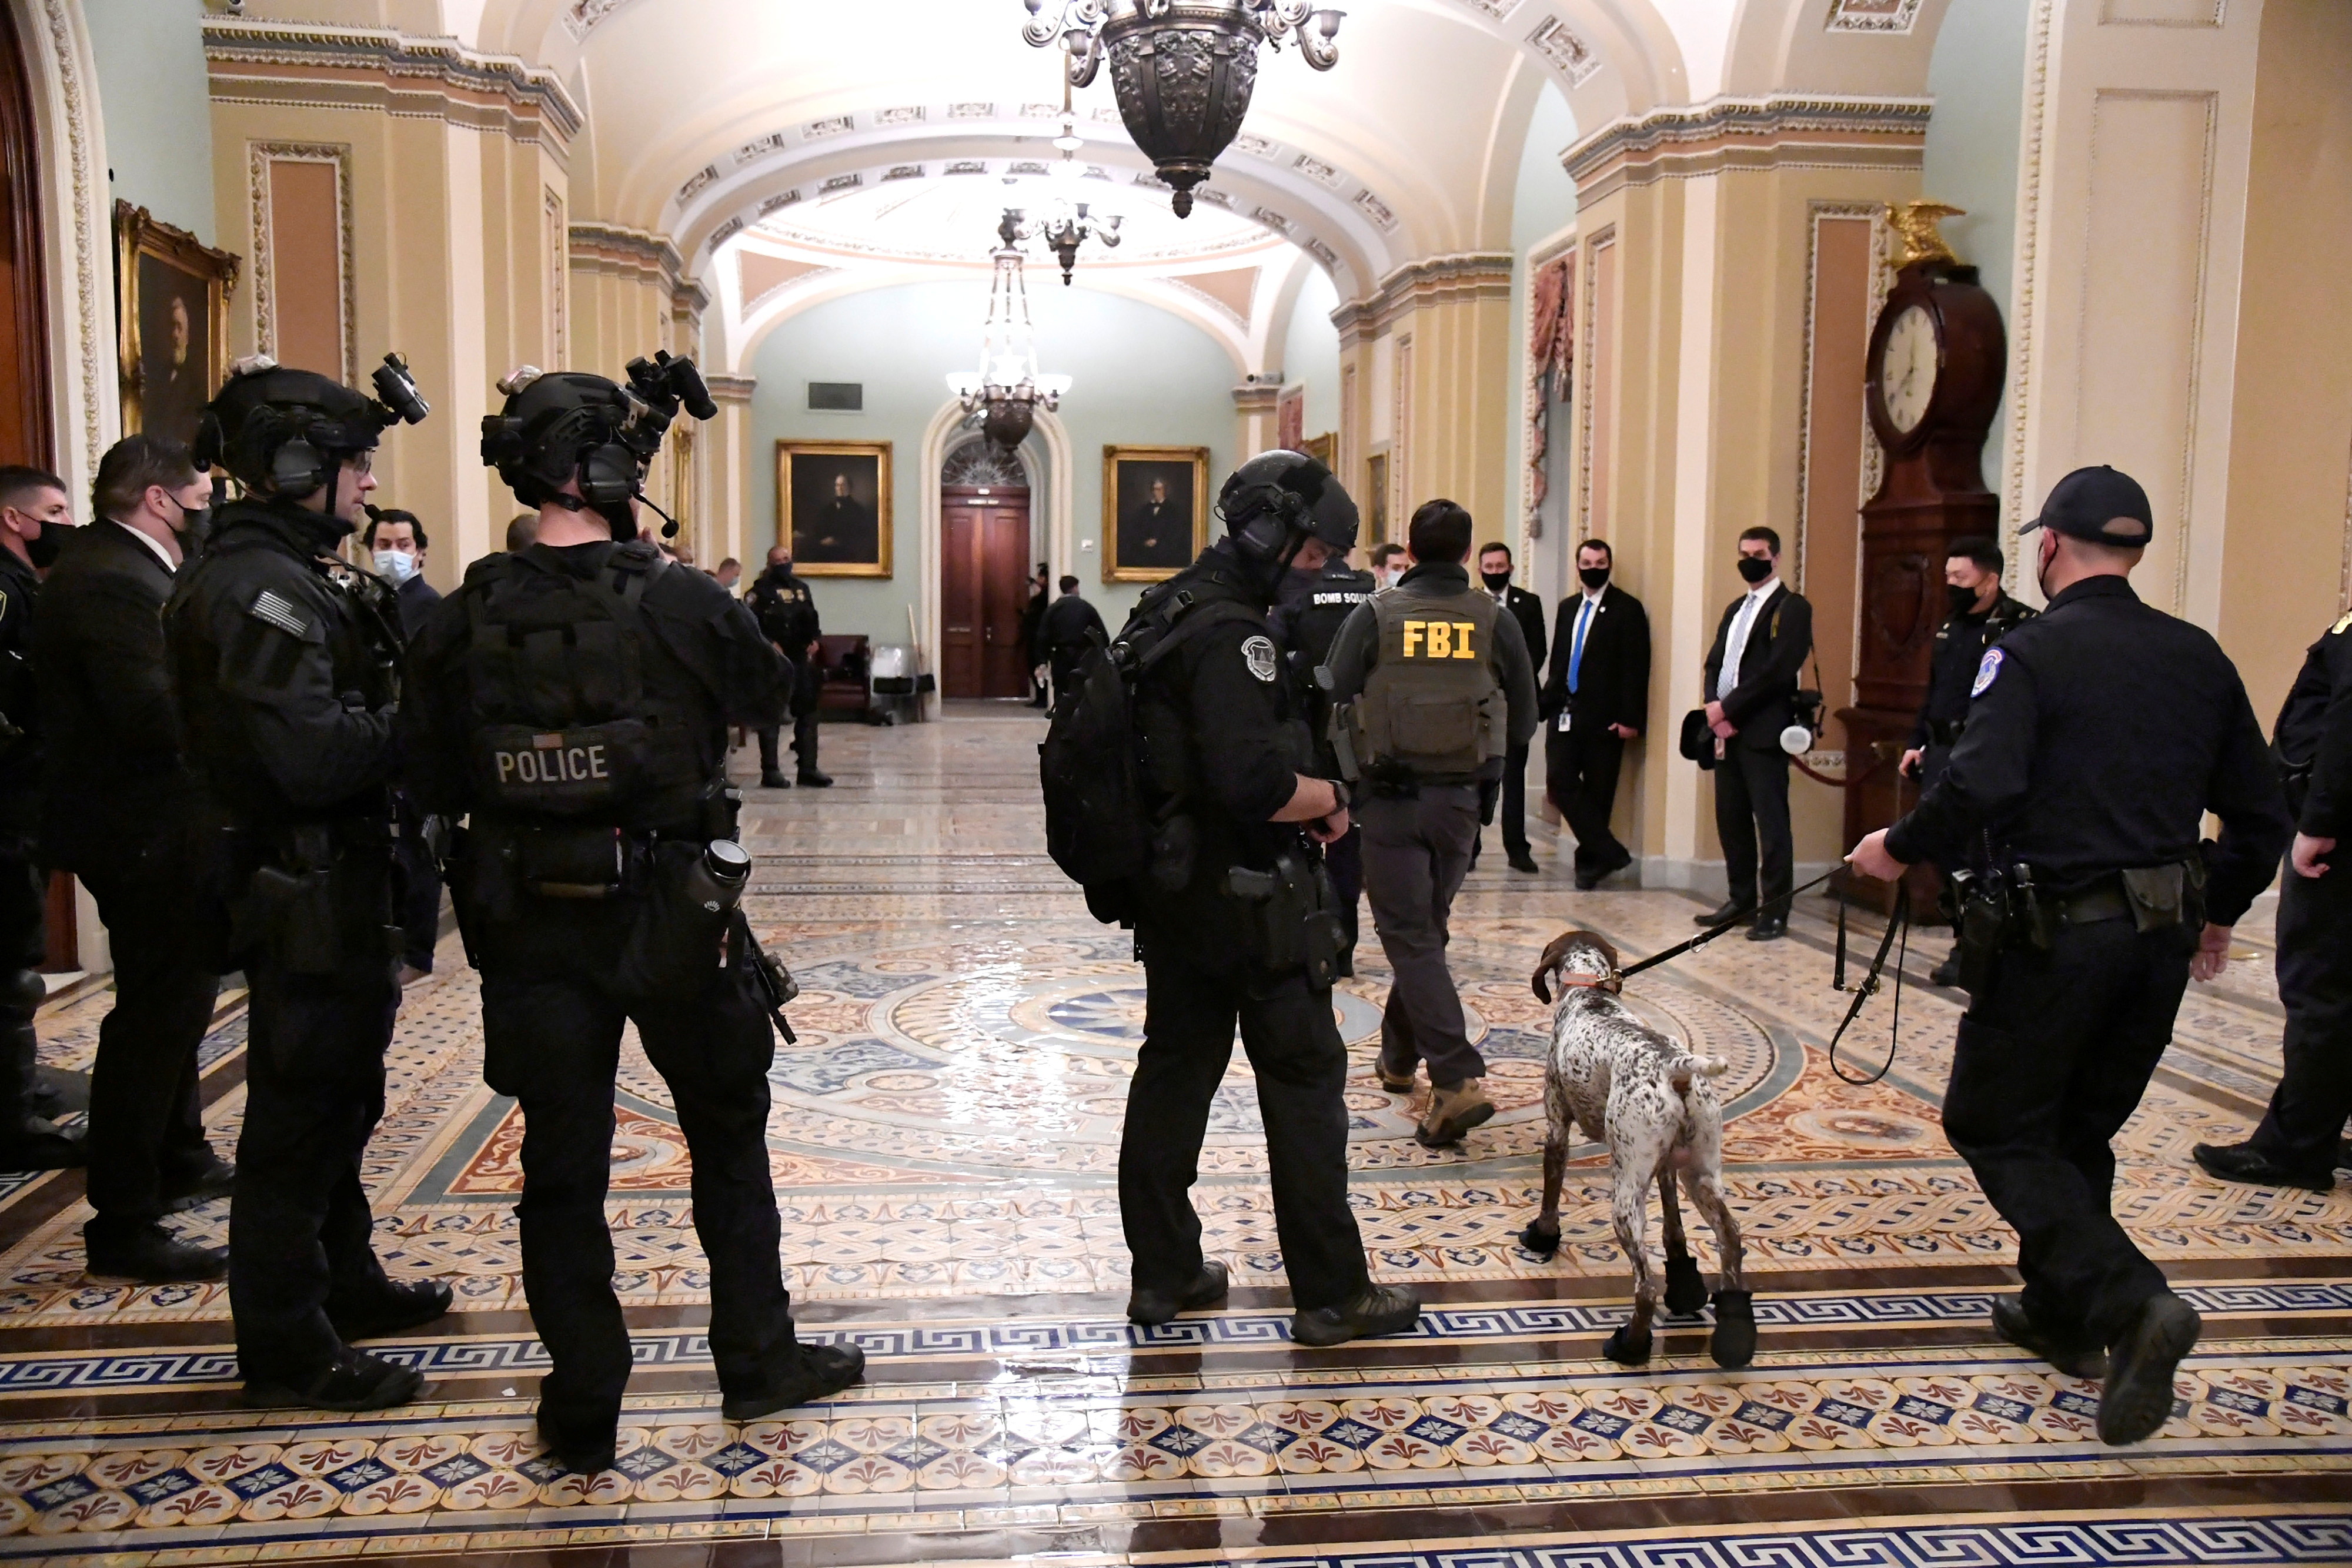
[0,714,2343,1563]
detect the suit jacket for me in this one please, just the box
[33,519,191,869]
[1489,584,1547,677]
[394,571,443,641]
[1541,583,1651,737]
[1703,582,1813,752]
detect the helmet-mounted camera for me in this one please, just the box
[480,350,714,538]
[195,351,429,500]
[1217,449,1359,566]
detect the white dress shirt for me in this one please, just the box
[1718,576,1779,698]
[105,517,179,575]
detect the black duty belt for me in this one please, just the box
[2054,883,2134,926]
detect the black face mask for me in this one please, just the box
[1947,582,1986,617]
[24,526,59,570]
[1481,570,1512,592]
[1736,556,1773,585]
[767,561,794,582]
[1579,565,1609,591]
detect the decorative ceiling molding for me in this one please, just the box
[1563,95,1932,206]
[704,372,757,404]
[1332,252,1514,345]
[1449,0,1526,17]
[1825,0,1926,33]
[1526,16,1602,85]
[570,221,683,287]
[202,18,583,149]
[559,0,640,41]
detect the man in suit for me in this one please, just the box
[362,507,443,984]
[1475,542,1547,874]
[1542,537,1651,890]
[1038,575,1107,711]
[1020,562,1051,708]
[1698,526,1813,941]
[35,434,229,1280]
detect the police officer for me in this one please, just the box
[0,467,79,1170]
[1115,449,1417,1347]
[403,358,860,1475]
[1850,466,2291,1447]
[744,544,830,789]
[2193,607,2352,1192]
[1322,500,1538,1147]
[1271,543,1375,974]
[1899,534,2036,986]
[168,355,447,1410]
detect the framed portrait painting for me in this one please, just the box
[115,202,238,448]
[1102,445,1208,583]
[778,440,892,577]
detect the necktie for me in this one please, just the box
[1569,596,1595,694]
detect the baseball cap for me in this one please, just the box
[2017,465,2154,547]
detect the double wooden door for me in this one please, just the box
[940,485,1034,700]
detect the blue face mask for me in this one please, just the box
[373,549,417,585]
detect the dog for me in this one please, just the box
[1519,930,1755,1369]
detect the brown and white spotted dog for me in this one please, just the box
[1520,930,1755,1369]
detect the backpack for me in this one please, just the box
[1038,587,1260,912]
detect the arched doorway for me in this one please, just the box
[0,0,51,472]
[938,435,1038,700]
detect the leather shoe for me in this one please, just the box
[796,769,834,788]
[85,1222,226,1283]
[1375,1062,1416,1094]
[1745,918,1788,942]
[720,1340,867,1421]
[760,771,791,788]
[1693,901,1753,927]
[2193,1141,2334,1193]
[329,1278,455,1341]
[2099,1292,2201,1446]
[162,1155,236,1213]
[1507,851,1539,874]
[1127,1259,1229,1326]
[1415,1079,1495,1148]
[0,1118,85,1172]
[245,1347,426,1413]
[536,1418,617,1477]
[1572,871,1601,892]
[1990,1295,2108,1380]
[1292,1283,1421,1348]
[1929,951,1963,988]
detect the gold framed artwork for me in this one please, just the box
[115,201,239,447]
[1302,432,1335,470]
[1365,451,1390,546]
[1102,444,1208,583]
[777,440,892,577]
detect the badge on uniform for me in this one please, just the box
[248,589,311,639]
[1971,647,2004,697]
[1242,634,1278,683]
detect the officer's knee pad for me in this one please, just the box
[0,967,44,1021]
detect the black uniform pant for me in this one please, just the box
[757,657,821,777]
[1122,929,1369,1312]
[1713,744,1793,916]
[392,791,442,974]
[0,854,44,1128]
[1943,918,2187,1346]
[230,947,399,1383]
[1546,723,1628,878]
[1495,743,1531,861]
[1325,824,1362,969]
[1360,788,1486,1088]
[78,846,219,1230]
[477,908,801,1446]
[2249,865,2352,1175]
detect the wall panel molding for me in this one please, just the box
[1563,96,1930,209]
[1576,226,1615,544]
[246,141,355,385]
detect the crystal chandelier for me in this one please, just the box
[946,214,1072,450]
[1023,0,1345,218]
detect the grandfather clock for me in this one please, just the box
[1838,203,2006,915]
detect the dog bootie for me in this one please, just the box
[1709,1289,1756,1369]
[1662,1252,1708,1318]
[1517,1222,1561,1258]
[1602,1321,1652,1366]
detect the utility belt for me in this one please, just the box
[1221,850,1345,992]
[228,815,399,976]
[1946,855,2206,994]
[1925,718,1966,747]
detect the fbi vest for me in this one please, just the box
[1347,583,1506,781]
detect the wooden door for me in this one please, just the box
[0,2,49,473]
[940,485,1034,699]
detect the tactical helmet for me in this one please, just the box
[195,353,427,500]
[480,353,716,537]
[1217,450,1359,565]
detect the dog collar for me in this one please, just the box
[1553,973,1623,996]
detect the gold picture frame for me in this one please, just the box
[777,440,893,577]
[1102,444,1208,583]
[114,200,239,447]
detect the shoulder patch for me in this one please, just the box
[1970,647,2004,697]
[1241,633,1279,683]
[248,587,310,639]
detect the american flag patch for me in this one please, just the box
[248,589,309,638]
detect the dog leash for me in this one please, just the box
[1827,889,1910,1085]
[1615,865,1846,984]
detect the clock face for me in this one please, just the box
[1881,304,1939,434]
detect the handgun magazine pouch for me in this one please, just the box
[242,823,392,975]
[2121,857,2205,949]
[1224,852,1343,992]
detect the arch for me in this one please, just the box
[916,399,1073,718]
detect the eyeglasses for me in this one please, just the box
[346,450,375,476]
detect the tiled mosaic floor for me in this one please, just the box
[0,708,2344,1564]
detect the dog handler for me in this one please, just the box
[1849,466,2290,1447]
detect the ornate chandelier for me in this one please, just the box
[946,212,1072,450]
[1026,202,1121,285]
[1023,0,1345,218]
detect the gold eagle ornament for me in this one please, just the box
[1886,200,1966,270]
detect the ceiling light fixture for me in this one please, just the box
[1023,0,1345,218]
[947,211,1073,450]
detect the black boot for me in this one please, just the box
[0,1000,78,1171]
[2193,1140,2335,1193]
[1127,1259,1228,1327]
[328,1278,455,1341]
[1292,1285,1421,1347]
[720,1340,867,1421]
[1990,1295,2108,1380]
[161,1153,235,1213]
[244,1347,426,1413]
[2100,1293,2200,1446]
[85,1219,226,1282]
[1662,1252,1708,1318]
[1709,1289,1757,1369]
[1693,900,1754,927]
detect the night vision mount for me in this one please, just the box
[481,350,717,539]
